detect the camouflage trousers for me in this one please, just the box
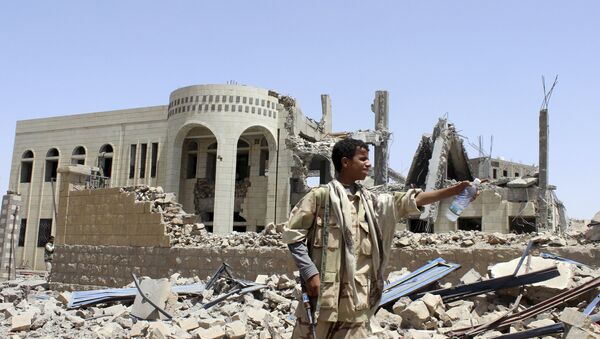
[292,317,368,339]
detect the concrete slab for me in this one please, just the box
[131,278,173,320]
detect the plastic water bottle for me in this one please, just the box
[446,178,481,222]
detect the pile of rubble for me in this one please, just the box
[392,230,589,249]
[121,185,284,248]
[2,252,599,338]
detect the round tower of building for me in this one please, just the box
[165,84,280,233]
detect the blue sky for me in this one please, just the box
[1,1,598,219]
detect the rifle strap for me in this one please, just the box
[315,185,330,318]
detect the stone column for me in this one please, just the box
[0,192,21,280]
[212,139,237,234]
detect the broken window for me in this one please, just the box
[20,150,34,183]
[71,146,86,165]
[98,144,114,178]
[206,142,217,182]
[458,217,482,231]
[259,137,269,176]
[140,143,147,179]
[408,219,433,233]
[493,168,497,179]
[129,144,137,179]
[509,216,536,234]
[235,139,250,181]
[44,148,59,182]
[186,141,198,179]
[18,218,26,247]
[37,218,52,247]
[150,143,159,178]
[503,170,508,177]
[515,172,519,177]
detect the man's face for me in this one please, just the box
[341,147,371,181]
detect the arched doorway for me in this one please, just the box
[178,125,217,232]
[235,126,277,232]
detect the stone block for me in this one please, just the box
[192,325,226,339]
[400,300,430,329]
[226,320,247,339]
[11,311,34,332]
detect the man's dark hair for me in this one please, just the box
[331,138,369,173]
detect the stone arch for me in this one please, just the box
[174,122,219,231]
[234,125,278,232]
[71,146,87,165]
[98,144,114,177]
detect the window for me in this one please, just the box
[195,95,199,102]
[252,107,255,114]
[245,106,249,113]
[45,148,59,182]
[408,219,433,233]
[267,101,270,108]
[140,143,147,178]
[218,104,222,111]
[71,146,86,165]
[493,168,497,179]
[224,104,229,112]
[20,150,34,183]
[229,96,233,103]
[249,98,253,105]
[261,99,265,107]
[18,219,26,247]
[151,143,159,178]
[243,97,247,104]
[37,219,52,247]
[98,144,114,177]
[235,140,250,181]
[509,216,536,234]
[236,96,240,103]
[515,172,519,177]
[222,95,226,102]
[209,95,213,102]
[203,95,207,102]
[238,105,242,112]
[458,217,482,231]
[129,144,137,179]
[211,104,215,111]
[186,141,198,179]
[503,170,508,177]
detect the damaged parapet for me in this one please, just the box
[285,91,396,199]
[404,118,473,231]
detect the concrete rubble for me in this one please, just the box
[2,242,599,339]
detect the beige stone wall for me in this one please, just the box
[60,188,169,247]
[49,244,600,290]
[55,169,170,248]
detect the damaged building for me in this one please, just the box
[5,84,339,270]
[403,118,568,234]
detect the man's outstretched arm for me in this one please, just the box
[415,181,473,207]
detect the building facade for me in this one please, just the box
[8,84,330,270]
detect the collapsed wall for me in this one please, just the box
[50,229,600,290]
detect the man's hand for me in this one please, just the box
[416,179,484,206]
[306,273,321,297]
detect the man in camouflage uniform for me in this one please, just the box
[283,138,473,338]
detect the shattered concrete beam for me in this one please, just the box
[538,108,549,231]
[320,94,332,133]
[372,90,389,186]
